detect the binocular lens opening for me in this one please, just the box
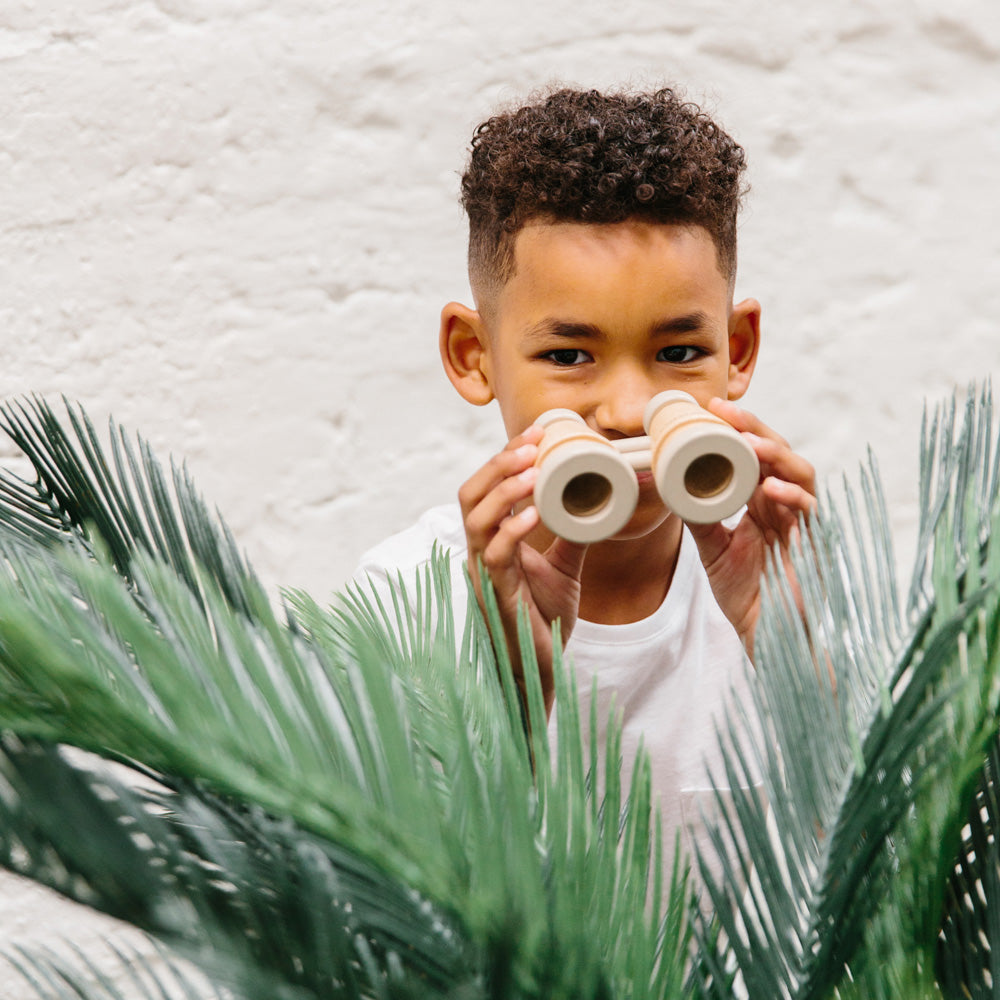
[684,453,733,499]
[562,473,613,517]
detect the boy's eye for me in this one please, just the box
[543,349,591,366]
[657,345,703,364]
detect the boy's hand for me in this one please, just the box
[687,398,817,661]
[459,424,588,716]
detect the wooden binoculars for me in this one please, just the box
[533,390,760,543]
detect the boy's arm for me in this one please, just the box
[459,424,588,716]
[688,398,818,661]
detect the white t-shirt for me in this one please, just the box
[353,502,756,881]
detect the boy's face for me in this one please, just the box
[441,219,760,538]
[476,220,756,434]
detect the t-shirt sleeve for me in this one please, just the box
[348,503,470,627]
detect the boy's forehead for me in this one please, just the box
[512,219,724,281]
[501,219,729,305]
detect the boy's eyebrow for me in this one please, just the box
[524,311,712,341]
[524,319,605,341]
[650,311,713,335]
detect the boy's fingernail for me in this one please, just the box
[518,504,539,524]
[515,444,538,462]
[518,465,539,485]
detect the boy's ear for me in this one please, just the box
[726,297,761,401]
[439,302,495,406]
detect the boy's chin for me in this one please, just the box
[601,503,677,543]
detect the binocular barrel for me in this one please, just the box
[533,390,760,543]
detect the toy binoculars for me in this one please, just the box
[533,390,760,544]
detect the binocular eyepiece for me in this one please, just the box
[533,390,760,543]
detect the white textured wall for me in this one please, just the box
[1,0,999,991]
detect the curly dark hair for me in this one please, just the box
[461,87,747,305]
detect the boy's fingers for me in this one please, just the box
[708,399,815,499]
[457,429,541,516]
[743,480,815,554]
[481,505,540,577]
[744,434,816,495]
[759,477,817,519]
[708,398,789,447]
[464,465,538,553]
[711,398,816,491]
[466,502,536,585]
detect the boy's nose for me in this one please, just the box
[593,379,651,438]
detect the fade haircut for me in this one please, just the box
[460,87,748,309]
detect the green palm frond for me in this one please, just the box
[0,398,688,999]
[936,739,1000,998]
[0,738,474,999]
[0,388,997,1000]
[0,396,259,616]
[8,942,218,1000]
[693,385,1000,999]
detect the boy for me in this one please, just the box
[356,87,815,862]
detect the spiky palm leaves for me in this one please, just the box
[0,390,995,999]
[0,397,685,999]
[695,388,1000,999]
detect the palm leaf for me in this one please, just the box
[0,398,689,999]
[0,738,475,1000]
[7,942,218,1000]
[936,738,1000,998]
[1,386,998,1000]
[0,396,259,616]
[693,384,1000,999]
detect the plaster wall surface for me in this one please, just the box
[1,0,998,993]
